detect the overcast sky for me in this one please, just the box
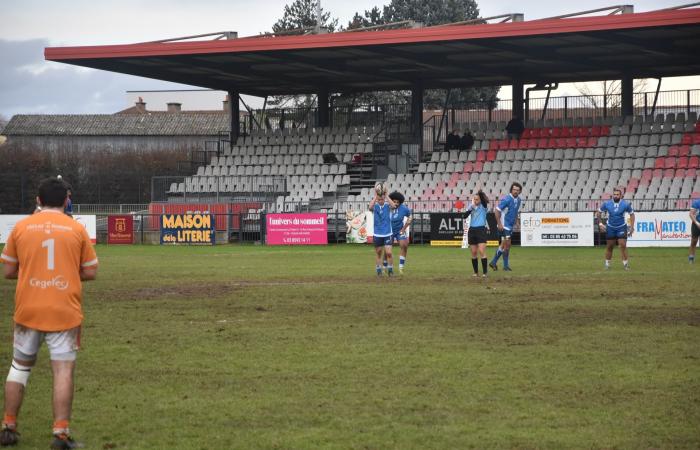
[1,0,698,117]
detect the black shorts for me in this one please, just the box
[692,222,700,239]
[468,226,488,245]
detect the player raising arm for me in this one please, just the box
[596,188,635,270]
[1,177,98,449]
[369,183,397,277]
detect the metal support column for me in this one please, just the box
[512,80,524,121]
[227,90,240,148]
[411,82,424,135]
[317,89,330,128]
[621,76,634,118]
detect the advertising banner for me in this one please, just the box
[1,215,96,244]
[266,213,328,245]
[431,212,498,247]
[107,215,134,244]
[345,210,372,244]
[160,214,215,245]
[627,211,692,247]
[0,216,27,244]
[520,212,594,246]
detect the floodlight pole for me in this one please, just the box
[512,80,524,121]
[621,76,634,117]
[228,90,240,148]
[318,89,330,127]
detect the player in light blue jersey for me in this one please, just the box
[369,182,397,276]
[689,198,700,263]
[595,188,635,270]
[490,182,522,271]
[386,191,412,274]
[465,191,491,277]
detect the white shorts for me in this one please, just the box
[13,325,81,361]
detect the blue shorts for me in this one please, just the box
[392,231,408,242]
[373,235,393,247]
[500,228,513,239]
[606,225,628,240]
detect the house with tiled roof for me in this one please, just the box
[1,99,238,153]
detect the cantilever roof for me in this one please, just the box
[45,8,700,96]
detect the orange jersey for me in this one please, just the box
[1,210,98,331]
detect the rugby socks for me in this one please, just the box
[383,260,388,269]
[503,250,510,268]
[376,265,382,276]
[481,258,488,274]
[689,255,695,263]
[623,260,629,268]
[2,414,16,429]
[387,265,394,275]
[52,419,70,436]
[491,249,503,265]
[471,258,479,274]
[399,256,405,269]
[605,260,611,268]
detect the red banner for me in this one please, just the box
[107,215,134,244]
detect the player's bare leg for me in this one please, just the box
[384,246,394,276]
[399,240,408,274]
[478,242,488,277]
[374,246,384,276]
[618,238,630,269]
[690,236,698,263]
[604,239,615,269]
[501,238,513,271]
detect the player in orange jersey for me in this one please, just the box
[0,178,98,449]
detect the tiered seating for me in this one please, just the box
[343,113,699,212]
[168,126,379,209]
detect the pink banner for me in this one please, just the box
[266,213,328,245]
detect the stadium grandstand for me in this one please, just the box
[43,3,700,224]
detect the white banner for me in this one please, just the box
[521,212,594,247]
[627,211,692,247]
[0,214,97,244]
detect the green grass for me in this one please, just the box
[1,245,698,449]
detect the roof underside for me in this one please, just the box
[45,8,700,96]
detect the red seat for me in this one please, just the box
[668,146,679,157]
[507,139,518,150]
[695,122,700,132]
[551,127,562,137]
[522,129,533,139]
[693,133,700,144]
[654,158,665,169]
[556,138,567,148]
[675,168,686,177]
[486,150,497,160]
[463,162,473,172]
[686,168,697,177]
[546,138,557,148]
[652,168,663,178]
[537,138,548,148]
[575,127,588,137]
[476,150,486,162]
[517,138,528,149]
[576,137,588,147]
[682,134,692,145]
[566,137,577,147]
[489,140,499,150]
[590,126,602,137]
[528,139,538,149]
[678,145,690,157]
[560,127,573,138]
[678,157,689,168]
[641,168,653,180]
[663,168,675,177]
[688,156,700,168]
[664,157,677,169]
[587,137,597,147]
[474,161,484,172]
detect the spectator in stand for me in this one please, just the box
[460,130,475,150]
[446,129,460,150]
[505,115,525,140]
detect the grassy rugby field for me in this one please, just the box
[0,244,698,449]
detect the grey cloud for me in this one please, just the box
[0,39,193,117]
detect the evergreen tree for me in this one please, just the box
[272,0,339,34]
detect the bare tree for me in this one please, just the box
[0,114,8,134]
[575,79,649,109]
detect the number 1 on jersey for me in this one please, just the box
[42,238,55,270]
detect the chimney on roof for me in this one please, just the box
[135,97,146,113]
[167,102,182,113]
[223,95,229,112]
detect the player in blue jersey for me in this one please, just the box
[490,182,522,271]
[689,198,700,264]
[384,191,412,275]
[369,182,397,276]
[595,188,635,270]
[465,191,491,277]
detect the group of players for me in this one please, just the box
[369,181,523,277]
[369,182,700,276]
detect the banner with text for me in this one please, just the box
[520,212,594,246]
[160,214,215,245]
[107,215,134,244]
[430,212,499,246]
[266,213,328,245]
[1,215,96,244]
[627,211,692,247]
